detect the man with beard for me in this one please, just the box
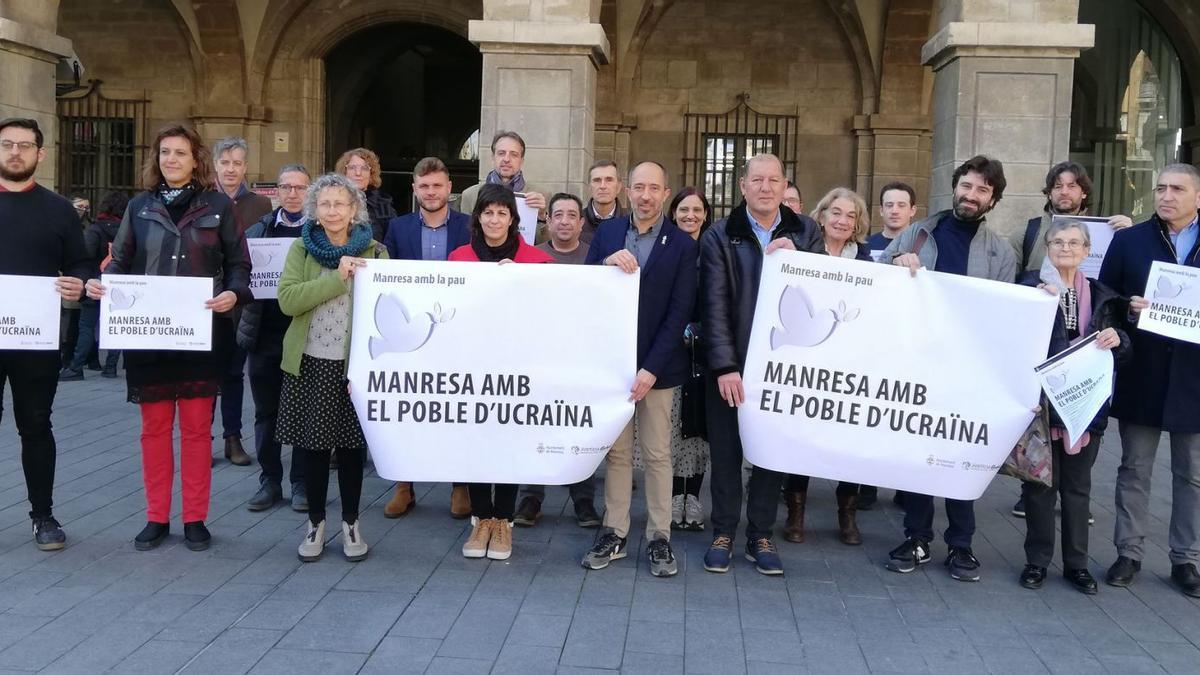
[1011,161,1132,278]
[0,118,91,551]
[881,155,1017,582]
[458,131,548,237]
[382,157,473,520]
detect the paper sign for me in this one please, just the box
[1139,260,1200,344]
[247,238,291,300]
[99,274,213,351]
[515,193,540,245]
[1035,332,1114,448]
[1051,215,1114,279]
[0,275,60,350]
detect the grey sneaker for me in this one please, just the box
[581,531,627,570]
[683,495,705,531]
[33,517,66,551]
[341,520,368,562]
[298,519,325,562]
[247,482,282,512]
[670,494,684,528]
[647,537,678,577]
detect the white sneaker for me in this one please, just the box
[670,494,685,528]
[298,520,325,562]
[463,516,492,558]
[684,494,705,530]
[342,520,368,562]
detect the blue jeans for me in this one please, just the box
[68,304,98,371]
[903,492,975,549]
[219,345,247,438]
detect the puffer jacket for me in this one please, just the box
[700,202,824,376]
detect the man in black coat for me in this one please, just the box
[699,153,823,576]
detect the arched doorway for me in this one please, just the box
[325,22,481,213]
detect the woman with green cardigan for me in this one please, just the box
[276,172,387,563]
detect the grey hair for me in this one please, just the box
[1160,162,1200,188]
[1044,219,1091,248]
[303,173,370,227]
[212,136,249,161]
[278,163,310,180]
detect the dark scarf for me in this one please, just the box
[156,180,199,206]
[485,169,526,193]
[280,208,304,224]
[471,230,520,262]
[302,219,373,269]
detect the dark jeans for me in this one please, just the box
[303,446,363,526]
[0,350,60,519]
[519,475,596,503]
[786,475,859,497]
[1023,434,1101,569]
[248,348,302,487]
[706,375,782,541]
[68,303,98,371]
[219,345,247,438]
[469,483,518,520]
[903,492,976,549]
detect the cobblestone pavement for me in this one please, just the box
[0,373,1197,674]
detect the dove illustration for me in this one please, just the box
[1045,371,1068,392]
[108,287,140,311]
[1153,275,1188,300]
[769,285,860,349]
[249,248,274,268]
[368,294,455,358]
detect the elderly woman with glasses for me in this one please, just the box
[1019,219,1129,595]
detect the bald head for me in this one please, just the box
[626,161,671,227]
[741,153,787,222]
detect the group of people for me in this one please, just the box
[2,114,1199,600]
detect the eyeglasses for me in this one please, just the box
[278,184,307,193]
[0,140,38,152]
[1048,239,1086,250]
[345,164,370,174]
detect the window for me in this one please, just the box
[701,134,779,216]
[56,82,147,209]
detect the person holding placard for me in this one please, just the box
[0,117,90,551]
[448,183,553,561]
[239,164,312,513]
[457,131,548,240]
[1098,162,1200,598]
[84,124,251,553]
[278,172,387,563]
[1019,220,1129,595]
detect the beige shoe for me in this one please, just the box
[487,519,513,560]
[342,520,369,562]
[297,519,325,562]
[463,517,492,558]
[384,482,414,518]
[450,485,471,519]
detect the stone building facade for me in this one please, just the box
[1,0,1196,236]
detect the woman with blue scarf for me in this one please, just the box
[276,173,387,563]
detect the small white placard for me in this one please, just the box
[99,274,213,351]
[1139,261,1200,345]
[0,275,60,350]
[515,193,539,245]
[247,238,291,300]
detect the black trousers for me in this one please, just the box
[0,351,60,519]
[705,375,783,541]
[469,483,518,521]
[248,347,302,487]
[786,475,859,496]
[303,446,363,526]
[1022,434,1102,569]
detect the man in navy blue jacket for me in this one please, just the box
[1098,162,1200,598]
[580,161,697,578]
[381,157,472,520]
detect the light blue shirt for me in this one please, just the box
[419,211,450,262]
[1168,217,1199,265]
[749,210,782,250]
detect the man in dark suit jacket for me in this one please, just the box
[380,157,472,520]
[580,161,697,579]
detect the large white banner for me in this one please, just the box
[0,275,60,350]
[1139,260,1200,344]
[247,238,291,299]
[99,274,213,351]
[1035,332,1113,448]
[348,259,638,484]
[739,252,1057,500]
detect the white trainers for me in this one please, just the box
[298,519,325,562]
[463,516,492,558]
[342,520,368,562]
[684,494,705,530]
[670,494,685,528]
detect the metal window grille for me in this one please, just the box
[683,94,798,218]
[56,81,148,208]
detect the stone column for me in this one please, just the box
[922,0,1094,236]
[0,0,73,185]
[470,0,610,198]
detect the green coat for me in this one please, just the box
[277,236,388,376]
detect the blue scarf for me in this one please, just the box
[486,169,526,193]
[302,220,372,269]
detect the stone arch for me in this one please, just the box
[823,0,879,116]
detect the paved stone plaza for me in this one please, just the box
[0,375,1197,674]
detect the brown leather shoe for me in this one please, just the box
[224,437,252,466]
[384,482,415,518]
[450,485,471,519]
[837,492,862,546]
[783,491,806,543]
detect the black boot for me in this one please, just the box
[134,522,169,551]
[184,521,211,551]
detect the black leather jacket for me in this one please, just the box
[699,202,824,376]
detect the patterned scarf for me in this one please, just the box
[156,180,199,206]
[485,169,526,193]
[302,219,373,269]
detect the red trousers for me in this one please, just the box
[140,397,214,523]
